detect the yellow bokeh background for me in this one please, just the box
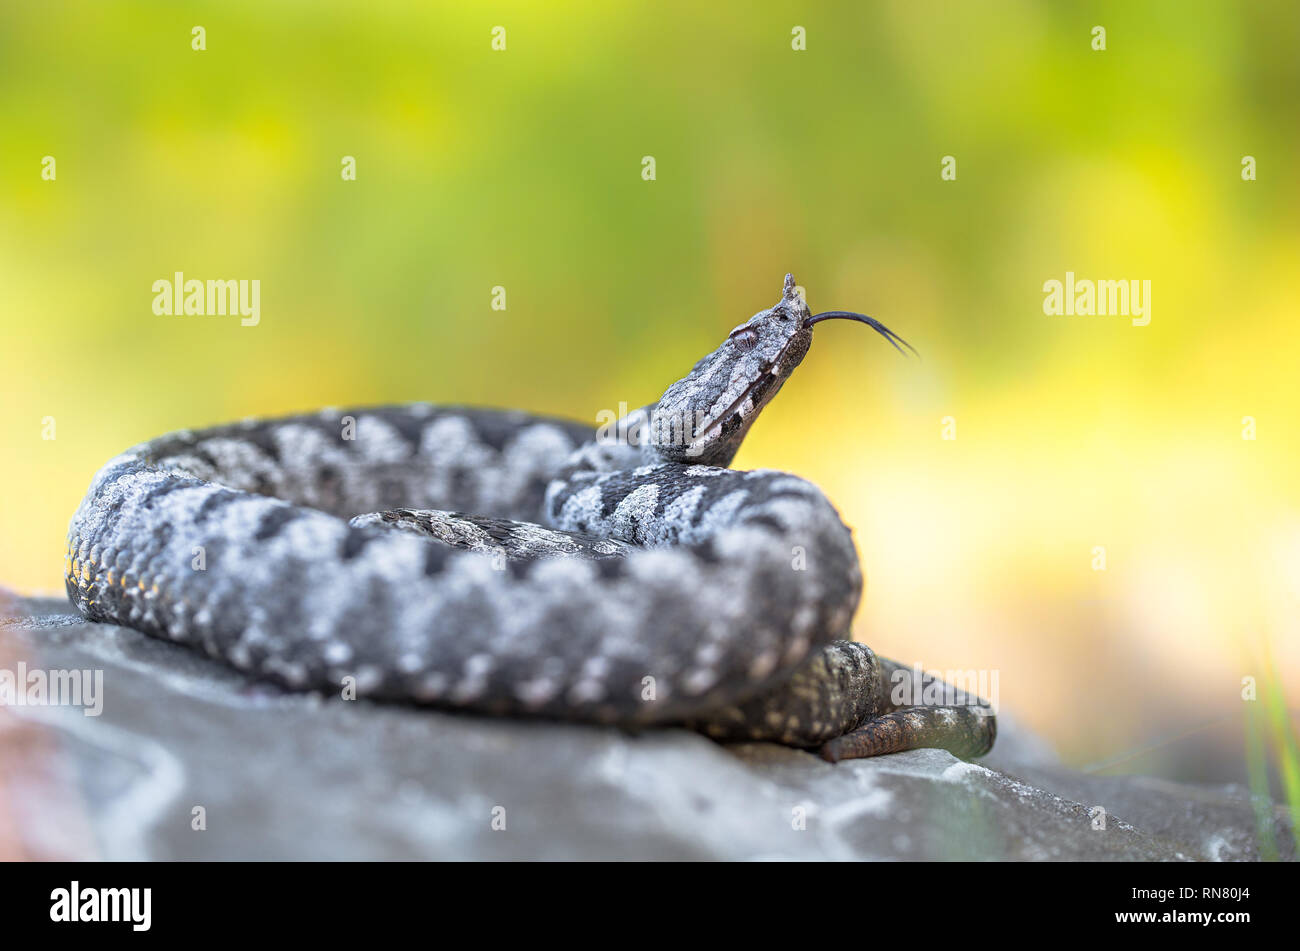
[2,1,1297,780]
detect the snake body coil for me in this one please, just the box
[66,276,994,761]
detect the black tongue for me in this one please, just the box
[802,311,919,358]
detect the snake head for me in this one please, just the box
[647,274,915,468]
[647,274,812,467]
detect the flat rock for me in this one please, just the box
[1,595,1291,861]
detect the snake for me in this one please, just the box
[65,275,995,762]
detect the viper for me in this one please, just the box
[65,275,995,762]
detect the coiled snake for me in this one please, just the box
[65,275,994,761]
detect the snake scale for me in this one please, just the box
[65,275,994,761]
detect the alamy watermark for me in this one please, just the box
[1,662,104,716]
[50,881,150,931]
[595,401,712,456]
[1043,272,1150,326]
[152,272,260,326]
[890,664,999,713]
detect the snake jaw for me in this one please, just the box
[688,327,808,448]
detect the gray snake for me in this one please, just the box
[65,275,994,761]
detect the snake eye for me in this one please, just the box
[728,326,758,353]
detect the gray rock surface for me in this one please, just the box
[1,594,1292,861]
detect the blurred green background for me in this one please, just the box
[2,2,1297,794]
